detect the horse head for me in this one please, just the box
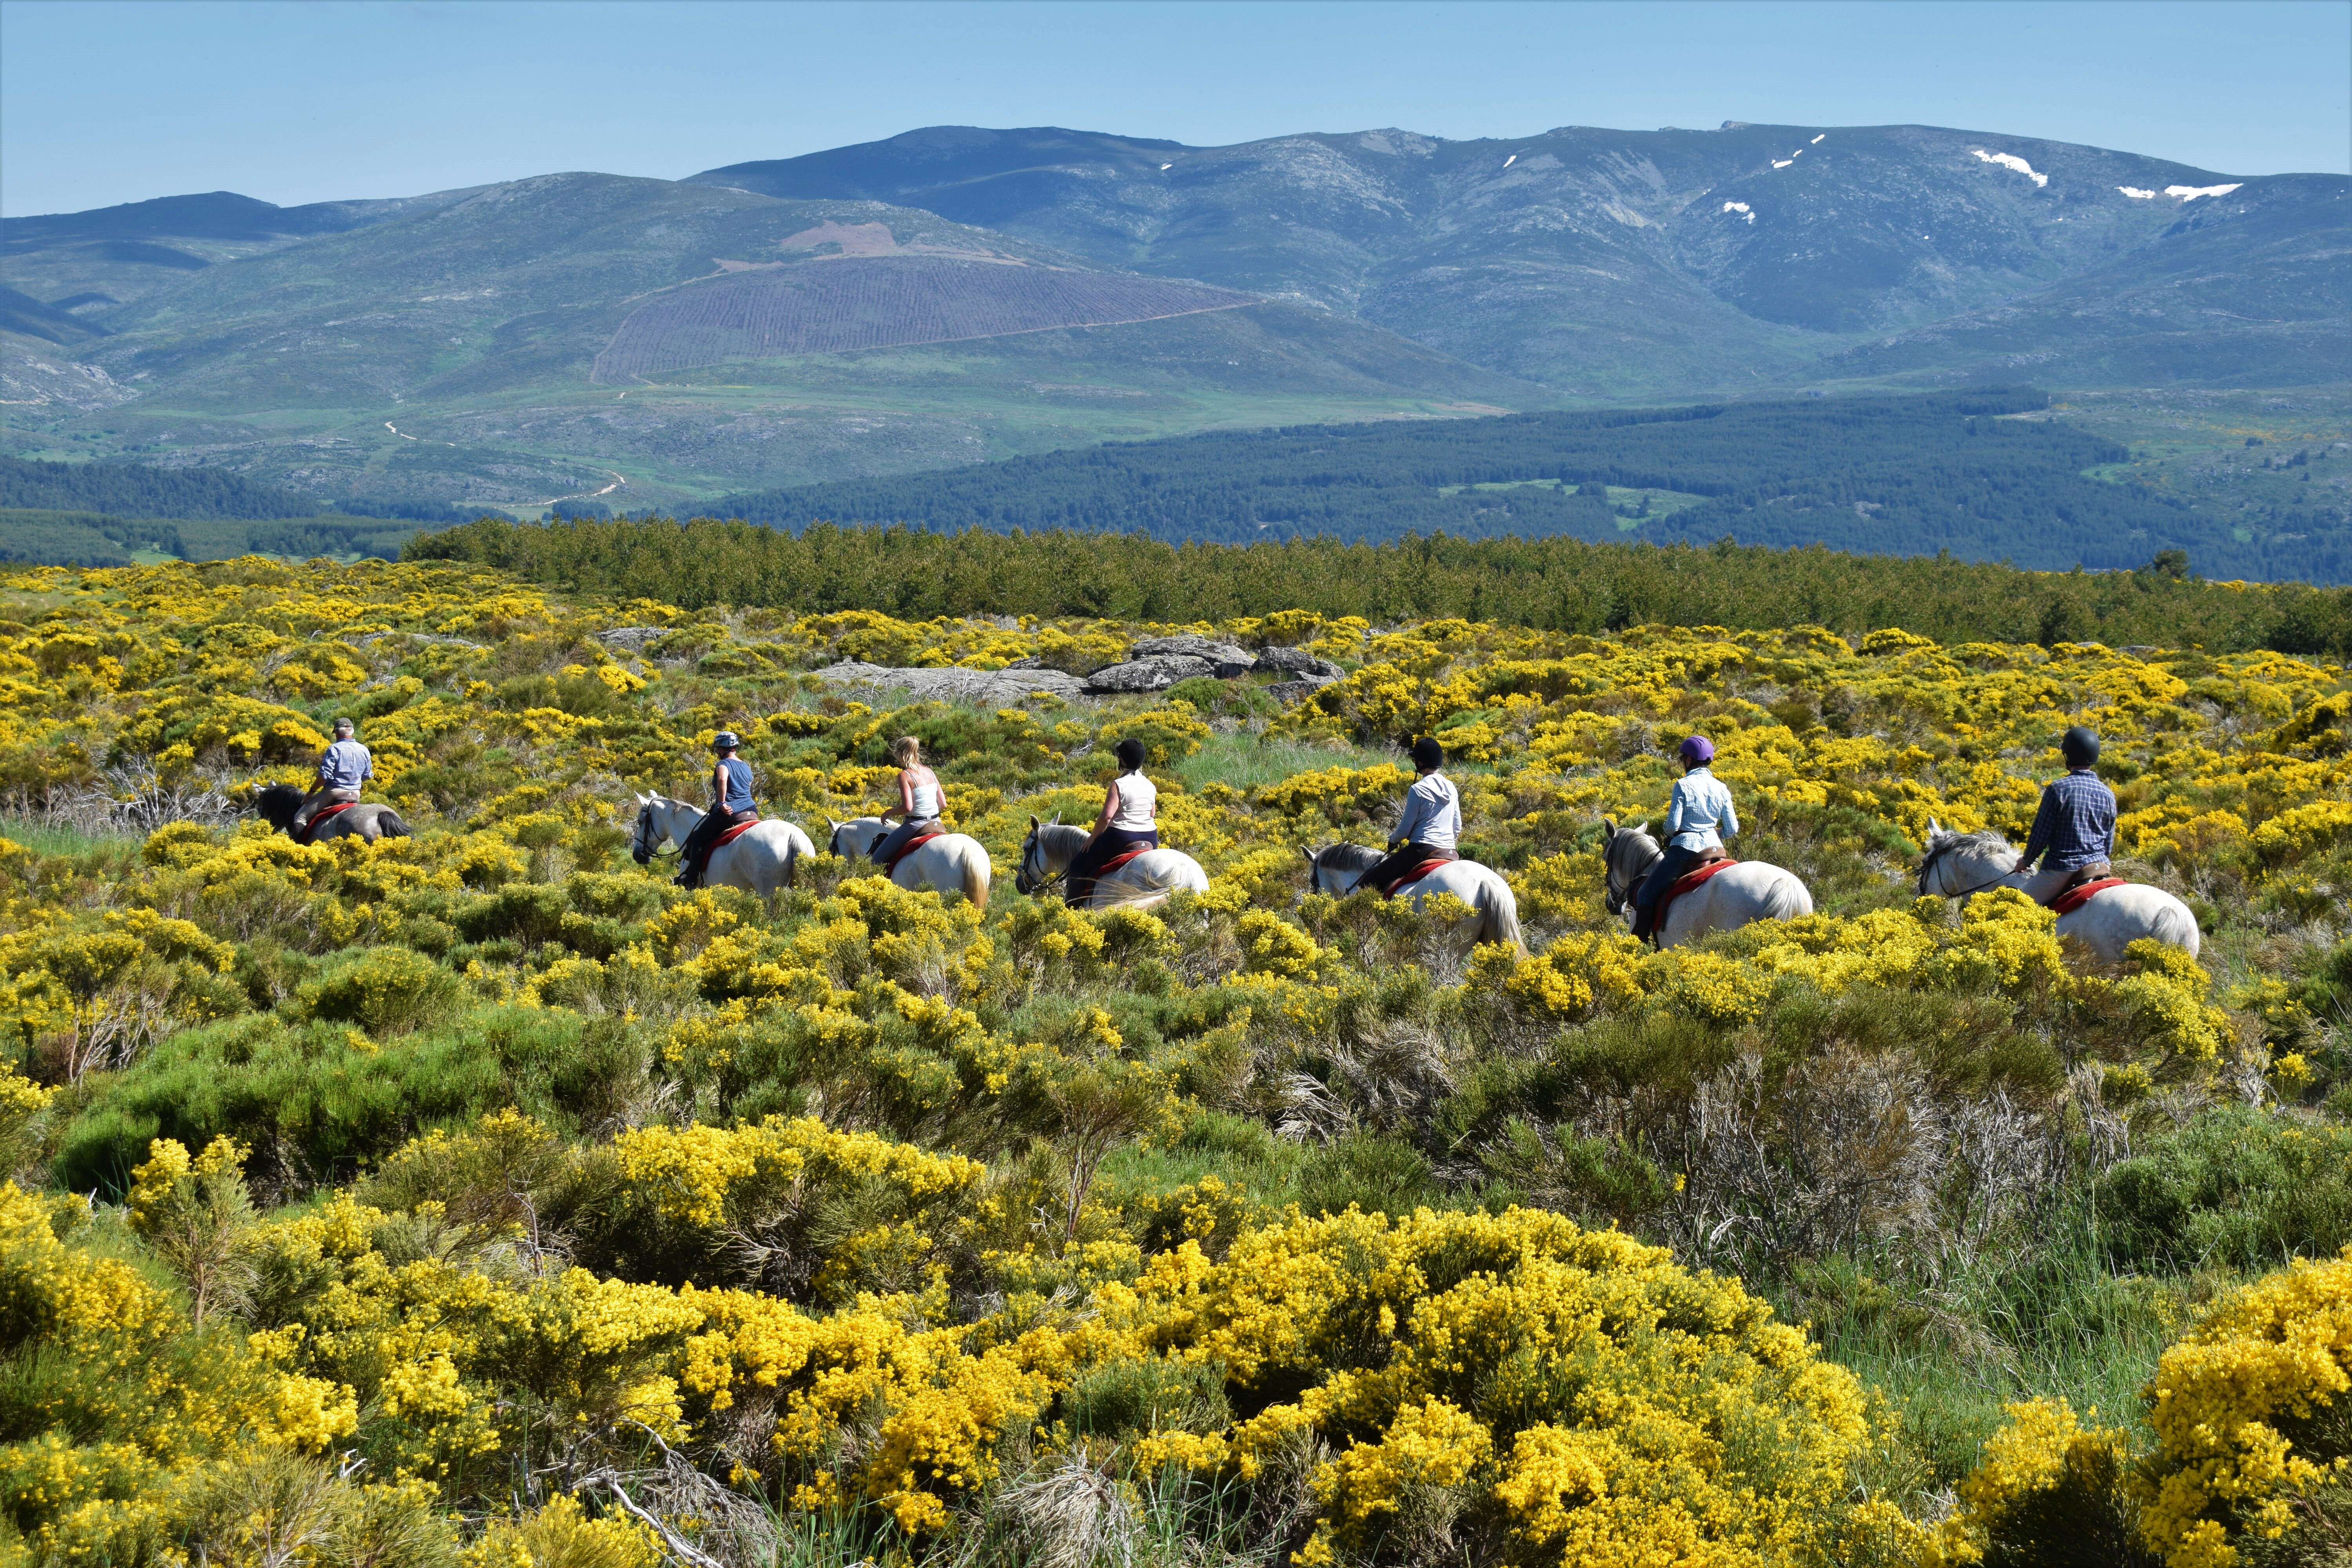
[252,782,303,833]
[1015,814,1063,896]
[630,792,663,865]
[1916,819,2020,898]
[1600,817,1661,916]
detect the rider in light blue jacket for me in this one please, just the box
[1633,734,1739,939]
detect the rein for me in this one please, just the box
[1918,840,2012,900]
[1017,838,1070,897]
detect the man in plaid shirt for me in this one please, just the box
[2018,725,2116,905]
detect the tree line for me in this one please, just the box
[403,516,2352,657]
[702,388,2326,580]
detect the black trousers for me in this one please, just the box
[1361,841,1455,896]
[678,809,756,887]
[1633,844,1709,935]
[1067,827,1156,905]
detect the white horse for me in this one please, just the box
[1016,818,1209,911]
[1916,820,2199,961]
[629,793,813,897]
[1601,820,1813,948]
[1303,843,1525,953]
[827,815,993,909]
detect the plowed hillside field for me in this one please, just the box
[592,256,1256,379]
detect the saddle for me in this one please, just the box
[881,830,943,875]
[1096,843,1152,879]
[679,811,759,888]
[2050,875,2129,917]
[1377,857,1457,899]
[296,800,357,845]
[1648,855,1739,944]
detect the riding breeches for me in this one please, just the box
[677,809,757,887]
[871,817,942,867]
[1361,842,1456,897]
[1067,828,1156,906]
[294,785,359,829]
[2020,861,2110,907]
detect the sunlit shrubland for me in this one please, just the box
[1,558,2349,1565]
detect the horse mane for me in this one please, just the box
[1038,823,1091,855]
[1316,842,1384,873]
[1938,827,2017,855]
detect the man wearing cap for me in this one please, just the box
[2018,725,2116,906]
[1360,736,1462,896]
[1633,735,1738,941]
[295,717,372,833]
[675,731,757,889]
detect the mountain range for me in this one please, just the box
[1,120,2343,516]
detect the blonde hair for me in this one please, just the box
[890,736,922,767]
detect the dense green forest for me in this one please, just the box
[710,389,2320,579]
[406,515,2352,657]
[0,507,419,566]
[0,455,323,521]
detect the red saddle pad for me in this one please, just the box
[883,830,942,874]
[1381,858,1458,898]
[298,800,356,844]
[2050,876,2129,916]
[1655,857,1739,933]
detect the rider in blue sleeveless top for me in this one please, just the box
[676,731,757,888]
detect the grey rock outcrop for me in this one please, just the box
[1129,635,1255,678]
[1265,677,1339,706]
[595,626,667,653]
[1083,655,1216,693]
[1254,646,1344,681]
[814,660,1090,705]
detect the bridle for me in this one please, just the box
[631,800,679,865]
[1916,838,2013,899]
[1014,829,1068,897]
[829,821,885,861]
[1602,831,1661,916]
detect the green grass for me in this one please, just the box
[0,816,138,857]
[1173,731,1383,795]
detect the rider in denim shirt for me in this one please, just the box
[1633,735,1739,939]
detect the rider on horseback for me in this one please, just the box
[1632,735,1738,942]
[1361,737,1461,896]
[869,737,944,868]
[1066,739,1157,906]
[295,718,371,835]
[675,731,757,890]
[2018,726,2116,906]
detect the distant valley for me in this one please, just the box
[0,118,2345,563]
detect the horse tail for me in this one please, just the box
[2148,893,2201,959]
[377,809,410,840]
[962,844,990,912]
[1763,867,1812,920]
[783,835,801,891]
[1481,871,1526,953]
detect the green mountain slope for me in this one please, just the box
[695,122,2350,397]
[1,173,1545,510]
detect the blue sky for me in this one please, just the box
[3,0,2345,216]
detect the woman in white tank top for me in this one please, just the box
[871,736,946,866]
[1068,738,1159,904]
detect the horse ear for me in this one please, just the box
[1029,815,1040,831]
[826,815,839,831]
[1302,846,1315,862]
[1928,816,1942,838]
[1603,817,1617,840]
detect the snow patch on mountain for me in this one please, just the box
[2118,187,2158,199]
[2167,183,2243,201]
[1722,201,1755,223]
[1971,150,2049,187]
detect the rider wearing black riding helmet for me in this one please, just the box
[2018,725,2116,906]
[1361,736,1463,897]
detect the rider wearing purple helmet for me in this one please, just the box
[1632,733,1740,940]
